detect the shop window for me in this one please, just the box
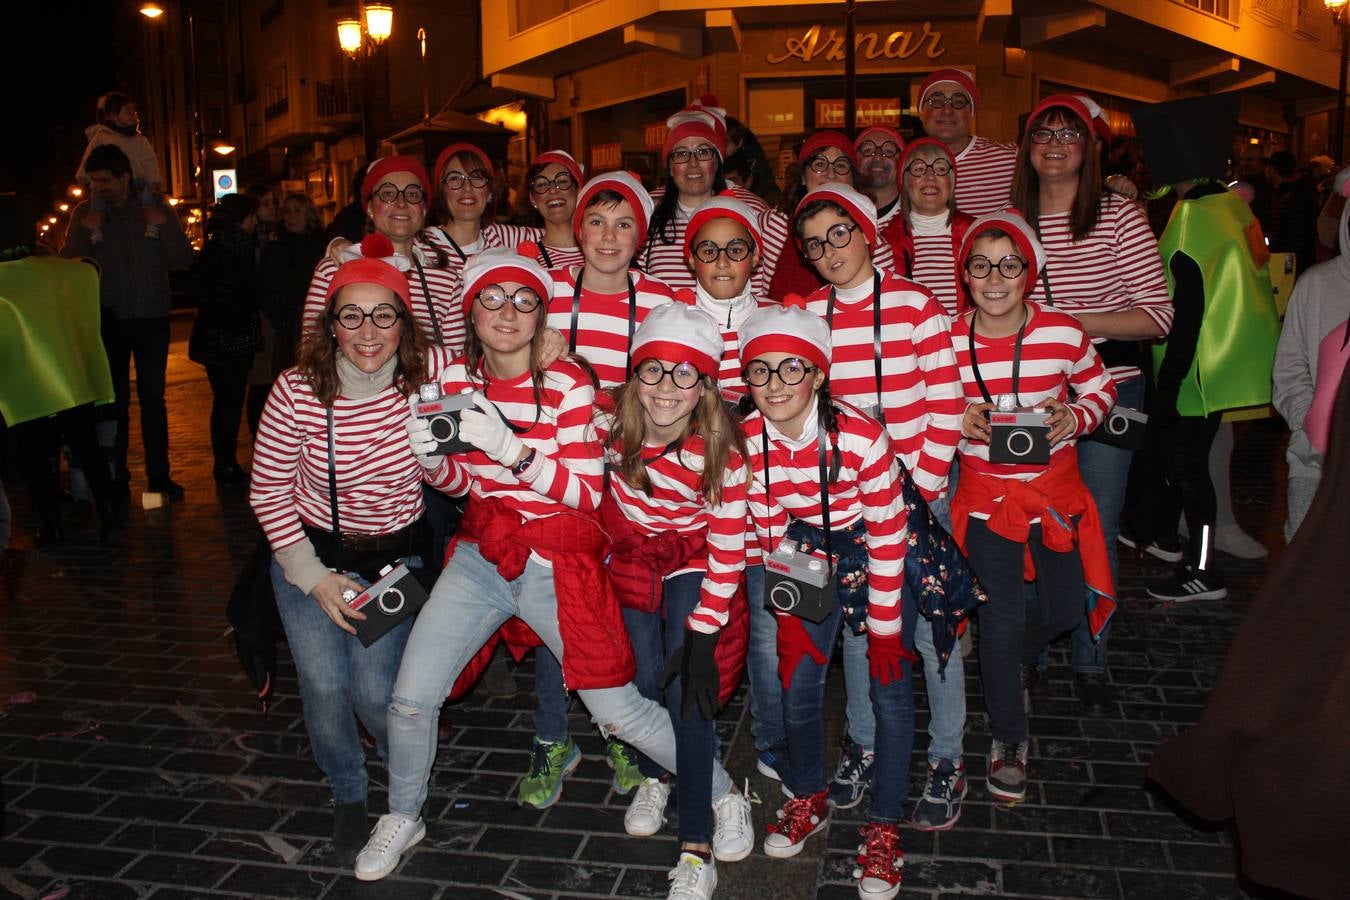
[1175,0,1235,22]
[748,83,806,136]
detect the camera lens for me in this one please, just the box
[429,415,456,441]
[1006,429,1034,457]
[769,581,801,611]
[1106,413,1127,435]
[377,587,406,615]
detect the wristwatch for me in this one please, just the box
[511,448,537,476]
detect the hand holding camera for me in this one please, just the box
[412,383,477,456]
[961,401,995,442]
[405,395,442,469]
[1041,398,1077,446]
[458,392,527,466]
[310,571,368,635]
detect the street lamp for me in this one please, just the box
[335,4,395,161]
[1329,0,1349,163]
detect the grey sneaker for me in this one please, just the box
[911,759,967,831]
[987,739,1028,803]
[828,736,874,810]
[354,812,425,881]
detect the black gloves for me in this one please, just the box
[659,628,721,721]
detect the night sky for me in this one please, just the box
[2,2,121,248]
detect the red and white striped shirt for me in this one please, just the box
[545,267,674,389]
[690,284,775,400]
[640,186,769,291]
[951,302,1116,499]
[302,240,466,353]
[743,399,908,636]
[755,207,898,299]
[804,270,964,500]
[436,360,604,543]
[250,346,462,552]
[1026,194,1172,382]
[952,135,1016,216]
[608,435,748,633]
[911,232,961,317]
[491,223,586,271]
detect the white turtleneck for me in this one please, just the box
[335,353,399,399]
[909,210,951,236]
[694,282,760,331]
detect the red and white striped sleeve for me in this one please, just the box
[250,375,310,551]
[687,452,749,634]
[907,290,965,500]
[755,208,792,296]
[852,422,907,637]
[1112,198,1173,336]
[301,257,337,337]
[1065,329,1117,436]
[523,366,605,512]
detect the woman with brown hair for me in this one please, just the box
[1009,93,1170,713]
[250,239,456,860]
[502,150,586,270]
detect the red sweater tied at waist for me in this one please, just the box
[950,448,1116,638]
[446,496,636,700]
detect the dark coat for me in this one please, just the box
[257,229,325,374]
[188,226,261,367]
[1147,358,1350,899]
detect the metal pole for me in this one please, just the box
[361,47,377,162]
[1338,11,1348,164]
[843,0,856,137]
[418,28,429,122]
[187,6,207,204]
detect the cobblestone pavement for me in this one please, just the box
[1,323,1287,899]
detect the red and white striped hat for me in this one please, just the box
[855,126,906,156]
[795,183,878,246]
[1027,93,1111,143]
[957,209,1047,310]
[573,170,655,248]
[738,297,832,376]
[325,233,414,309]
[460,245,552,316]
[662,95,729,164]
[630,301,724,378]
[532,149,584,186]
[919,69,981,112]
[684,193,763,257]
[798,130,857,167]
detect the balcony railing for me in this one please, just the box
[317,79,361,118]
[264,96,290,121]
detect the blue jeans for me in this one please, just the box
[1067,375,1142,673]
[385,542,684,818]
[622,572,733,844]
[842,627,874,752]
[271,559,412,805]
[531,648,570,744]
[745,564,785,752]
[914,480,965,764]
[782,604,915,824]
[622,604,673,781]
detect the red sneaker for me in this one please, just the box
[762,789,829,858]
[853,822,904,899]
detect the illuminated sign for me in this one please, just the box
[213,169,237,202]
[767,24,947,64]
[815,99,902,128]
[644,123,669,151]
[591,142,623,172]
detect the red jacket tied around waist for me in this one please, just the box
[599,492,749,707]
[950,447,1116,638]
[447,496,636,700]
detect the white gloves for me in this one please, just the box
[405,395,441,469]
[458,391,527,467]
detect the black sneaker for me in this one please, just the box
[911,758,967,831]
[1074,672,1114,716]
[827,736,873,809]
[147,478,185,501]
[1147,565,1227,602]
[1118,529,1185,563]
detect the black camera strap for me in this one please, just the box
[968,305,1028,407]
[1039,265,1054,307]
[443,229,468,262]
[326,406,343,573]
[538,244,553,269]
[825,271,885,424]
[410,257,445,348]
[760,402,834,568]
[570,269,639,372]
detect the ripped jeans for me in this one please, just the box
[384,541,683,818]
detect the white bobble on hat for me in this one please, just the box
[738,298,832,376]
[630,301,724,378]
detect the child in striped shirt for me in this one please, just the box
[603,302,753,898]
[794,183,964,812]
[739,303,913,900]
[356,249,685,882]
[947,212,1117,806]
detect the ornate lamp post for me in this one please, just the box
[337,4,394,161]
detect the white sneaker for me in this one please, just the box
[1216,525,1268,559]
[667,852,717,899]
[624,777,670,836]
[711,786,754,862]
[354,813,425,881]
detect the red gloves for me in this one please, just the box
[776,612,827,690]
[867,630,915,686]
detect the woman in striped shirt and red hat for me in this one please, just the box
[250,241,457,861]
[497,149,587,271]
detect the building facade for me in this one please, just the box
[482,0,1345,189]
